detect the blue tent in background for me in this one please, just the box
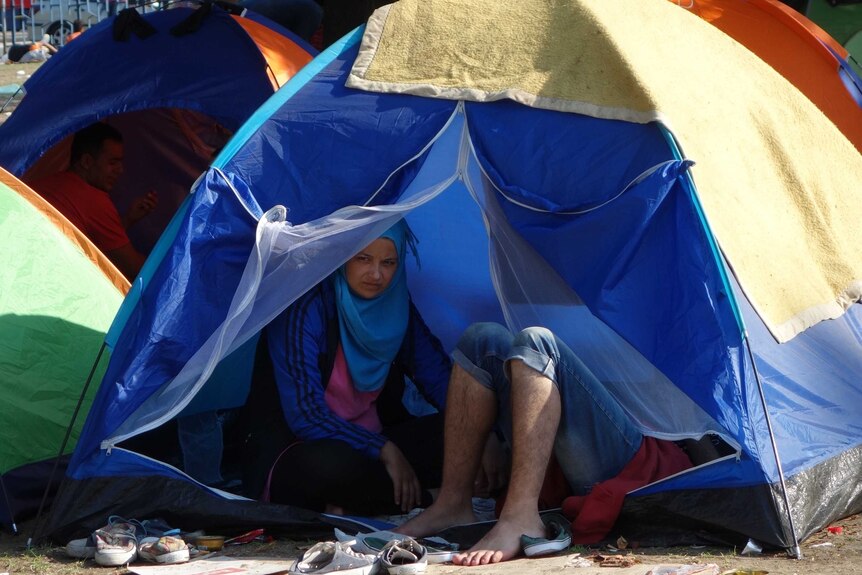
[0,3,314,253]
[42,0,862,553]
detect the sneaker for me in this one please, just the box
[334,529,457,564]
[138,535,191,564]
[93,521,140,566]
[379,538,427,575]
[289,541,376,575]
[140,518,181,538]
[66,514,145,560]
[520,513,572,558]
[65,534,96,559]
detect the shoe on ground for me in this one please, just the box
[520,513,572,557]
[66,514,148,560]
[379,538,427,575]
[65,534,96,559]
[334,529,457,564]
[138,535,191,564]
[93,521,140,566]
[140,517,181,538]
[289,541,376,575]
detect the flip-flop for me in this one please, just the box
[520,513,572,557]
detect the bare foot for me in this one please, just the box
[395,501,476,539]
[452,515,545,566]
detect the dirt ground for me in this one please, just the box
[1,512,861,575]
[0,58,42,124]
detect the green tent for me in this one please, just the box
[797,0,862,74]
[0,167,126,531]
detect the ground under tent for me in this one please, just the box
[40,0,862,554]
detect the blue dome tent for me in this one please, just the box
[43,0,862,553]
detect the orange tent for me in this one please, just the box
[674,0,862,152]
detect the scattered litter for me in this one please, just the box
[593,554,639,568]
[810,542,833,548]
[16,70,25,75]
[194,535,224,551]
[616,535,628,550]
[740,539,763,556]
[827,526,843,535]
[646,564,719,575]
[565,554,593,568]
[225,529,271,545]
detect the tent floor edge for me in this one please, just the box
[617,483,786,549]
[39,475,328,544]
[785,443,862,543]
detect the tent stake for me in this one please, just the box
[26,343,108,549]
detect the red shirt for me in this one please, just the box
[31,171,130,253]
[561,437,693,544]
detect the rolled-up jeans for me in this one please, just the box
[452,322,643,494]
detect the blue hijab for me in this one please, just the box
[333,221,416,392]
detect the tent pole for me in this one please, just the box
[26,342,108,549]
[744,333,803,559]
[0,474,18,535]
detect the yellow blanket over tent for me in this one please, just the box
[347,0,862,343]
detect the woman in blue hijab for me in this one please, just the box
[251,220,452,516]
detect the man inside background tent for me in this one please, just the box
[30,123,158,281]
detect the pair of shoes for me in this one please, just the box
[288,541,376,575]
[378,538,428,575]
[65,516,186,566]
[334,529,457,564]
[138,535,191,564]
[520,513,572,558]
[66,516,141,560]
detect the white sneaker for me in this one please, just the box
[138,535,191,564]
[379,538,427,575]
[289,541,375,575]
[334,529,457,564]
[93,521,140,566]
[65,535,96,559]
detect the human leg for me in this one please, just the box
[455,326,643,565]
[177,411,224,486]
[269,415,443,515]
[384,413,445,489]
[453,359,557,565]
[397,322,513,538]
[513,327,642,492]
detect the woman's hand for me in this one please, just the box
[474,432,509,498]
[380,441,422,512]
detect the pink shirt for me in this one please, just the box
[324,345,383,433]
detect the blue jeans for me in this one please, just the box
[452,322,643,494]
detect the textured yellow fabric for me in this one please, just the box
[347,0,862,342]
